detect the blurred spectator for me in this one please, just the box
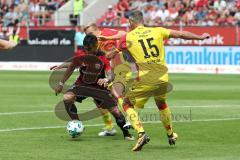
[14,0,21,5]
[0,1,10,20]
[131,0,145,10]
[152,0,164,9]
[101,17,114,27]
[235,11,240,25]
[29,0,50,26]
[216,13,227,25]
[116,0,129,15]
[3,6,21,27]
[74,26,85,52]
[214,0,227,11]
[18,0,29,26]
[169,4,179,21]
[195,7,207,21]
[0,27,9,40]
[69,0,85,26]
[196,0,208,8]
[48,0,61,11]
[106,5,116,22]
[29,0,40,25]
[138,0,149,11]
[125,1,134,18]
[113,12,128,26]
[157,4,170,22]
[39,0,50,24]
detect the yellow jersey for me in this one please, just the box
[125,26,170,85]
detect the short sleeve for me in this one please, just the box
[99,28,118,52]
[158,27,170,40]
[72,50,85,67]
[74,33,77,41]
[100,56,111,71]
[118,34,127,50]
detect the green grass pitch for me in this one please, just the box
[0,71,240,160]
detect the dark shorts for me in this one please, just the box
[67,83,117,109]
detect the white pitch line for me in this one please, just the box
[146,104,240,109]
[0,118,240,132]
[0,110,53,115]
[0,105,239,116]
[0,124,103,132]
[0,109,92,115]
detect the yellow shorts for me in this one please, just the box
[112,63,138,94]
[112,63,132,87]
[125,82,172,109]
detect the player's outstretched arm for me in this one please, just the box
[50,62,71,70]
[98,31,126,41]
[0,39,17,50]
[169,30,210,40]
[54,62,75,95]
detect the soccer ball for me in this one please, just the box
[66,120,85,138]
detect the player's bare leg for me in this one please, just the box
[63,92,79,120]
[111,82,132,129]
[155,99,178,145]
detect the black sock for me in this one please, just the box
[108,106,130,137]
[115,114,130,137]
[64,102,79,120]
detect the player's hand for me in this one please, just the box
[50,65,60,70]
[97,78,109,87]
[97,36,109,41]
[54,83,64,96]
[200,33,210,40]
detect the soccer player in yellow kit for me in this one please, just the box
[113,10,211,151]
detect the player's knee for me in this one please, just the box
[112,83,124,97]
[108,106,121,117]
[63,93,76,103]
[122,98,134,112]
[156,100,168,110]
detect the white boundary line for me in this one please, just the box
[0,105,239,116]
[0,118,240,132]
[0,109,90,115]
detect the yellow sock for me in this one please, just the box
[117,96,124,113]
[160,107,173,136]
[124,107,144,133]
[100,109,113,130]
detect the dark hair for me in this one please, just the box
[83,34,98,51]
[128,10,143,24]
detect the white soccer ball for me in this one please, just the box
[66,120,85,138]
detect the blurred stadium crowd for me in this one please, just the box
[0,0,67,26]
[0,0,240,27]
[100,0,240,26]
